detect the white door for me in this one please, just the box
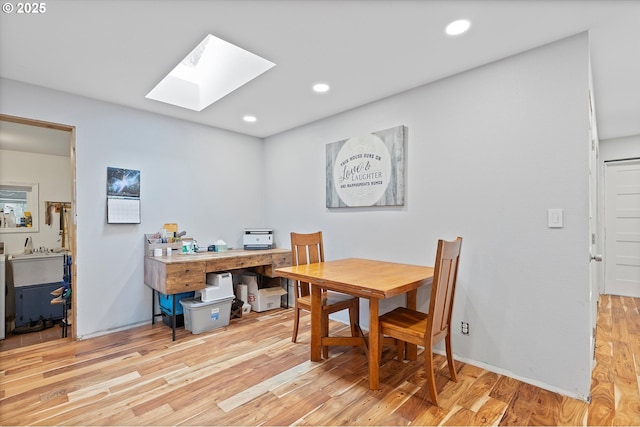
[604,159,640,297]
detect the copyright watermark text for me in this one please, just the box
[3,2,47,13]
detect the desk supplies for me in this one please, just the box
[144,233,182,257]
[213,240,228,252]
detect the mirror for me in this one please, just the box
[0,182,39,233]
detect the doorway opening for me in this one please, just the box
[604,158,640,298]
[0,114,76,349]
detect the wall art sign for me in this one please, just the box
[106,167,141,224]
[326,125,406,208]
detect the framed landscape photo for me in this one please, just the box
[106,167,141,224]
[107,167,140,198]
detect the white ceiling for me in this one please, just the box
[0,0,638,144]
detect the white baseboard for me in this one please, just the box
[76,320,151,340]
[432,348,591,403]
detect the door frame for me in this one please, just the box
[0,114,77,339]
[603,157,640,297]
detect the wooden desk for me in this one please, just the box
[145,248,291,340]
[275,258,434,390]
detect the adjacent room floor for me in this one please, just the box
[1,322,64,350]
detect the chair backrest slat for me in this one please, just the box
[291,231,325,298]
[427,237,462,343]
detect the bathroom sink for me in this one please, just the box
[10,252,65,287]
[11,252,65,259]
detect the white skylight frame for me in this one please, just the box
[146,34,275,111]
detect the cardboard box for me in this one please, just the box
[244,272,286,312]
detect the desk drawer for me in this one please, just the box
[255,252,292,277]
[165,262,205,294]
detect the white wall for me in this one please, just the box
[0,78,266,338]
[0,32,596,400]
[264,34,593,399]
[0,149,71,254]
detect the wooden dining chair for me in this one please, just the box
[378,236,462,406]
[290,231,360,358]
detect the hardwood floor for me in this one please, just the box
[1,294,638,426]
[1,323,64,351]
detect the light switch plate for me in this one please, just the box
[548,208,563,228]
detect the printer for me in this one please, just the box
[243,228,273,250]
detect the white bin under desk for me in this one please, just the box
[180,296,234,334]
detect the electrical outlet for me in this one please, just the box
[461,321,470,336]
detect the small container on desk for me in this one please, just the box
[144,234,182,257]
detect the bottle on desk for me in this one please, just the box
[7,210,16,228]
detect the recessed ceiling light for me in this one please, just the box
[445,19,471,36]
[243,115,257,123]
[313,83,330,93]
[146,34,275,111]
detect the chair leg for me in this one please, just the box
[321,313,329,359]
[292,307,300,343]
[424,350,439,407]
[445,334,457,382]
[396,340,406,361]
[349,301,359,337]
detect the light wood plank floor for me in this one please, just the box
[1,323,65,350]
[1,294,638,426]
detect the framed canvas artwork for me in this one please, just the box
[326,125,406,208]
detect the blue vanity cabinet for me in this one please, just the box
[14,282,64,327]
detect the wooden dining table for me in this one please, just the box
[275,258,434,390]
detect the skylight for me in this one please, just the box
[146,34,275,111]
